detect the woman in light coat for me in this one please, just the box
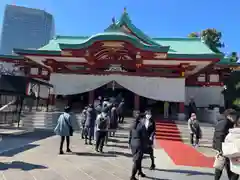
[54,106,73,154]
[222,115,240,180]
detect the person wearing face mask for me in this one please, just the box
[143,110,156,170]
[188,113,201,147]
[213,109,238,180]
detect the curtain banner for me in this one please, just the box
[50,73,185,102]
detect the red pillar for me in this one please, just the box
[179,102,185,113]
[88,90,94,104]
[134,94,140,111]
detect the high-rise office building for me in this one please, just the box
[0,4,55,55]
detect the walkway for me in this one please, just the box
[0,118,227,180]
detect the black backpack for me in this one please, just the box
[98,115,108,130]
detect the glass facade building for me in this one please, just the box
[0,5,55,55]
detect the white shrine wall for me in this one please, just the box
[185,86,224,107]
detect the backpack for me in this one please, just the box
[98,114,108,130]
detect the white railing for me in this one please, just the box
[0,100,16,112]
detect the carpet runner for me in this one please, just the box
[155,120,214,168]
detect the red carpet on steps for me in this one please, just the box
[155,120,214,168]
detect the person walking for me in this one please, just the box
[144,110,156,170]
[188,97,197,118]
[117,99,125,123]
[54,106,73,154]
[109,103,118,137]
[80,107,87,139]
[129,113,147,180]
[188,113,201,147]
[213,109,238,180]
[84,104,96,145]
[95,109,110,153]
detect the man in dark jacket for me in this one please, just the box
[188,98,197,118]
[212,109,238,180]
[84,104,96,145]
[129,113,147,180]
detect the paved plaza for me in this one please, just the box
[0,119,228,180]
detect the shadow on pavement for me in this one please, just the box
[0,144,39,157]
[107,150,132,158]
[73,152,117,157]
[0,161,47,171]
[0,129,55,157]
[147,168,214,176]
[145,176,171,180]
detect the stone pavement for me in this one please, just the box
[0,118,229,180]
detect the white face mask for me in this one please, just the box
[146,114,152,120]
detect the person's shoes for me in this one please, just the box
[130,176,138,180]
[150,164,156,170]
[89,142,93,145]
[59,150,64,155]
[95,148,99,152]
[66,149,72,153]
[138,172,146,177]
[99,149,103,153]
[85,142,88,145]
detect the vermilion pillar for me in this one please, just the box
[88,90,94,104]
[179,102,185,113]
[134,94,140,111]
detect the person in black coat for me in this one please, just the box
[84,104,96,145]
[143,111,156,170]
[188,97,197,118]
[129,114,147,180]
[212,109,238,180]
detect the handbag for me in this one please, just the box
[213,154,226,170]
[63,116,73,136]
[222,141,240,158]
[213,153,226,170]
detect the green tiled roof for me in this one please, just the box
[218,57,240,66]
[13,10,222,59]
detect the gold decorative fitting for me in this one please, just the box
[181,72,185,77]
[154,53,167,59]
[61,51,72,56]
[102,42,124,48]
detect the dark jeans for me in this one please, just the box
[60,136,70,151]
[95,131,107,152]
[190,133,199,145]
[131,149,144,178]
[215,157,239,180]
[148,147,155,167]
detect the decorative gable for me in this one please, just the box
[104,8,160,46]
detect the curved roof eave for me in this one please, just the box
[59,32,170,53]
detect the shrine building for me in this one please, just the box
[0,9,239,117]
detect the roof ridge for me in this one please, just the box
[54,35,89,39]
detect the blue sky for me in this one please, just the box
[0,0,239,54]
